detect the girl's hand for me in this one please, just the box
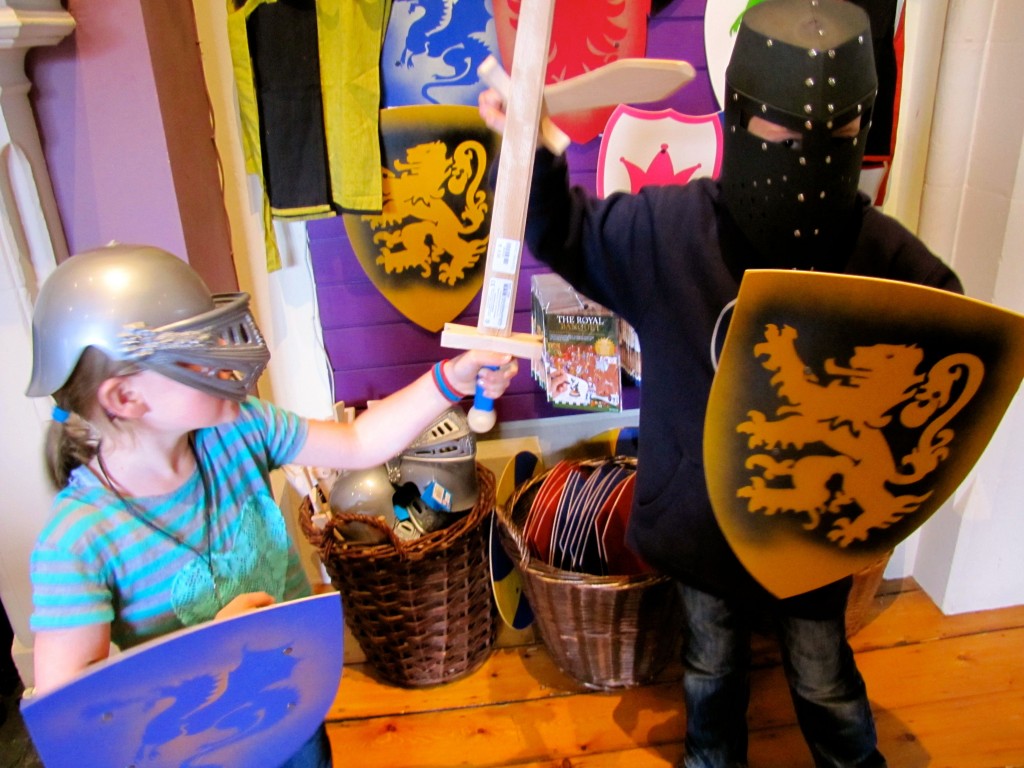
[215,591,275,621]
[445,351,518,400]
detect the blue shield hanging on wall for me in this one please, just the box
[381,0,501,107]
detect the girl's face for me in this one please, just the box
[131,368,241,434]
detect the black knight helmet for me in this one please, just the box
[719,0,878,267]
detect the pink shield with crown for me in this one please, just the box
[597,105,724,199]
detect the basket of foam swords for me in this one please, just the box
[497,455,683,690]
[298,408,496,688]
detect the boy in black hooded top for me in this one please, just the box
[480,1,961,765]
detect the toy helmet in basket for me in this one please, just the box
[393,407,479,515]
[26,243,269,401]
[327,465,448,543]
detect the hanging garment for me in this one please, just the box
[227,0,391,269]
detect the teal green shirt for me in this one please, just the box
[30,398,311,650]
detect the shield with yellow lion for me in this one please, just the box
[343,105,500,332]
[704,270,1024,598]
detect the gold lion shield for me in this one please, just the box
[344,105,501,332]
[704,270,1024,598]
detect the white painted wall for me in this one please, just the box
[910,0,1024,613]
[0,1,75,685]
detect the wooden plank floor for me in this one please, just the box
[324,579,1024,768]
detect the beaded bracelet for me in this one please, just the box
[431,360,465,403]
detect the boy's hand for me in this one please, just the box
[478,87,508,134]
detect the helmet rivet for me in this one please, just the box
[794,230,802,238]
[730,125,736,133]
[799,157,807,166]
[820,191,827,199]
[732,92,739,101]
[825,156,832,164]
[826,120,834,129]
[797,193,805,202]
[761,142,769,151]
[814,229,821,236]
[827,103,835,113]
[828,77,837,87]
[805,120,813,130]
[858,35,865,44]
[767,39,774,47]
[761,104,768,113]
[857,104,863,113]
[766,177,773,185]
[804,104,813,114]
[852,137,858,146]
[828,49,837,59]
[805,78,815,87]
[808,49,818,58]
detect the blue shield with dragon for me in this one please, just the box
[704,270,1024,598]
[21,594,342,768]
[381,0,501,107]
[343,105,500,332]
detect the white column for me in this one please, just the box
[913,0,1024,613]
[0,1,75,685]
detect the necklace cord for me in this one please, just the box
[95,438,223,609]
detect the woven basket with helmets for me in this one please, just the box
[299,464,497,688]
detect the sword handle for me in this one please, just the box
[468,365,498,433]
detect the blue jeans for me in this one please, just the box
[278,723,332,768]
[679,584,886,768]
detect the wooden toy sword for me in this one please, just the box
[441,0,695,431]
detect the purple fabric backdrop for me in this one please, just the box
[309,0,715,422]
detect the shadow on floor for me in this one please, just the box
[2,606,41,768]
[1,682,42,768]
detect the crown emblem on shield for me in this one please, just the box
[736,323,983,548]
[619,143,703,192]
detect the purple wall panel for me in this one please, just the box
[309,1,704,418]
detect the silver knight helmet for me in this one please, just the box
[719,0,878,266]
[27,243,270,401]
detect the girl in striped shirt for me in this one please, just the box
[25,243,515,766]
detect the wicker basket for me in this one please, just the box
[299,464,497,688]
[497,460,683,690]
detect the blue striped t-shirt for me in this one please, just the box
[30,397,312,651]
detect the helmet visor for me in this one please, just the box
[118,293,270,401]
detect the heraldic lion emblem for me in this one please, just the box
[737,324,984,547]
[360,139,489,287]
